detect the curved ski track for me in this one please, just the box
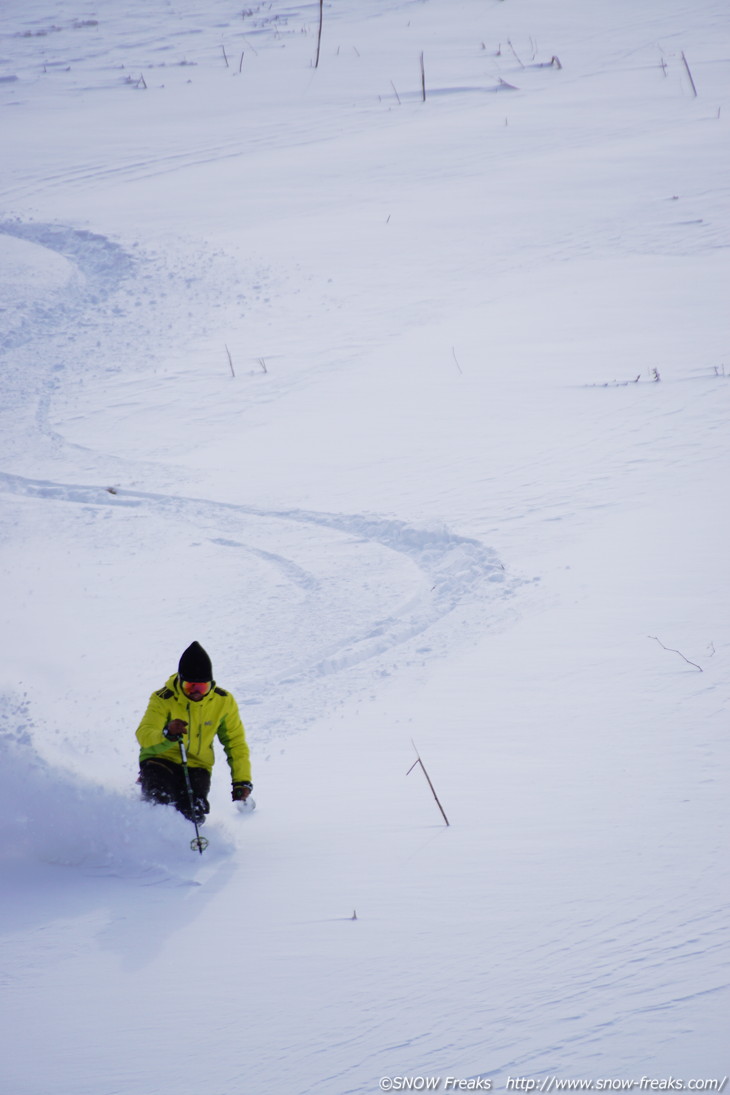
[0,219,517,745]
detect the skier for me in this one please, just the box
[136,641,252,824]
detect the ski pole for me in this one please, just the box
[178,738,209,854]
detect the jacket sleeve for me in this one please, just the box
[136,691,175,756]
[217,696,252,783]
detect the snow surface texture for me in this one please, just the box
[1,0,728,1092]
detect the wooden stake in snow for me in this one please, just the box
[407,741,450,826]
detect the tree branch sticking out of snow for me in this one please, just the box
[681,51,698,97]
[649,636,703,672]
[225,344,235,378]
[407,741,450,826]
[420,52,426,102]
[507,39,525,68]
[314,0,324,69]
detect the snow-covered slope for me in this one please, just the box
[1,1,728,1092]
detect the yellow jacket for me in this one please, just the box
[136,674,251,783]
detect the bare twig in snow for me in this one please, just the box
[649,636,703,672]
[507,39,525,68]
[225,345,235,378]
[420,51,426,101]
[681,51,698,97]
[407,741,450,826]
[314,0,324,68]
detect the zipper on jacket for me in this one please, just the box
[186,699,204,759]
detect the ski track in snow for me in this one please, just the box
[0,219,516,697]
[0,466,513,691]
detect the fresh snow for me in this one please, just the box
[1,0,728,1092]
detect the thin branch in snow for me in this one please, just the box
[507,39,525,68]
[314,0,324,68]
[649,636,703,672]
[681,51,698,97]
[420,51,426,102]
[407,741,450,826]
[225,345,235,378]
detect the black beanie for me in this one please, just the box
[178,641,213,682]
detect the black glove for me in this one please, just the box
[232,781,253,802]
[163,719,187,742]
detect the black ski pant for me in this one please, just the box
[139,758,211,824]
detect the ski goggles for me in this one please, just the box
[181,680,212,698]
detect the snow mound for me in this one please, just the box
[0,230,83,349]
[0,233,78,302]
[0,221,136,351]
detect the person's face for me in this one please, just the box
[181,680,211,702]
